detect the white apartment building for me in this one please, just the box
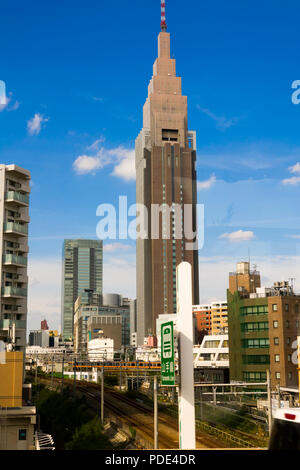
[0,165,30,354]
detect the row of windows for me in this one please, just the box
[272,303,299,313]
[241,321,269,332]
[243,371,267,382]
[241,305,268,315]
[243,355,270,365]
[242,338,270,348]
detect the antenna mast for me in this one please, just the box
[161,0,167,31]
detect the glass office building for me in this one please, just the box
[61,239,103,340]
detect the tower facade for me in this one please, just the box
[61,239,103,340]
[135,30,199,345]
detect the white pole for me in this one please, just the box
[154,376,158,449]
[177,262,196,450]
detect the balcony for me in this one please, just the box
[4,222,28,236]
[5,191,29,206]
[0,319,26,329]
[1,287,27,298]
[3,254,27,266]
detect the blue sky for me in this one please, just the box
[1,0,300,331]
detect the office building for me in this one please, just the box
[61,239,103,340]
[74,293,131,354]
[87,315,122,351]
[227,262,300,388]
[0,165,30,355]
[135,22,199,344]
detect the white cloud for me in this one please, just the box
[0,92,20,112]
[103,242,133,253]
[219,230,255,243]
[282,161,300,185]
[196,105,239,130]
[73,140,136,181]
[282,176,300,186]
[199,255,300,304]
[27,113,49,135]
[197,174,216,190]
[110,147,135,181]
[289,162,300,174]
[72,155,103,175]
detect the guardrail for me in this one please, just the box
[195,420,255,448]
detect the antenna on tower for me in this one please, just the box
[161,0,167,31]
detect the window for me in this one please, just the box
[18,429,27,441]
[285,304,290,312]
[275,372,281,380]
[272,304,278,312]
[295,304,299,314]
[242,338,269,348]
[275,354,280,362]
[273,320,278,328]
[243,355,270,365]
[274,337,279,345]
[288,372,293,380]
[288,354,292,362]
[286,320,290,328]
[243,371,267,382]
[287,337,291,345]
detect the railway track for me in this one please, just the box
[38,376,229,449]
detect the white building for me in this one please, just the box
[193,334,229,368]
[87,337,114,362]
[135,347,160,362]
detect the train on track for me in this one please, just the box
[69,360,162,370]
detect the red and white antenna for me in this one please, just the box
[161,0,167,31]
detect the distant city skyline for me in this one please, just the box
[1,0,300,332]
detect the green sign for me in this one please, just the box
[161,321,175,386]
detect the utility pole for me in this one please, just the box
[119,361,122,392]
[267,369,272,436]
[101,364,104,425]
[154,376,158,450]
[35,354,38,386]
[73,359,77,400]
[277,383,281,408]
[61,353,64,393]
[51,355,54,389]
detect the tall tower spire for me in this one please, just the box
[161,0,167,31]
[135,18,199,345]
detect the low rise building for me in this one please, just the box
[0,350,36,450]
[87,337,114,362]
[193,301,228,338]
[228,262,300,388]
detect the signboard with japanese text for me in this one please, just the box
[161,321,175,386]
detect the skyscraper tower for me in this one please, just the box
[135,6,199,345]
[61,239,103,340]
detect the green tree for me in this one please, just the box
[65,417,113,450]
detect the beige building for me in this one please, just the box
[135,28,199,344]
[87,315,122,351]
[0,165,30,355]
[0,351,36,450]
